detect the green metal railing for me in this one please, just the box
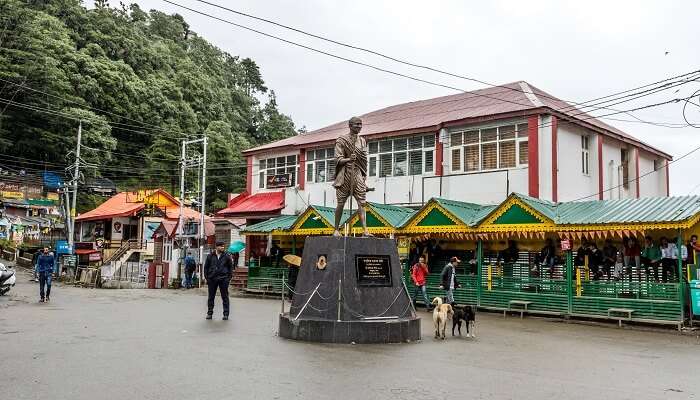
[249,240,689,325]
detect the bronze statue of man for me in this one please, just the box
[333,117,369,236]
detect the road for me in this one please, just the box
[1,267,698,400]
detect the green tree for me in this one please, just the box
[0,0,298,209]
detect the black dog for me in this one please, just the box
[451,305,476,337]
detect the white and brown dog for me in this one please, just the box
[431,297,454,340]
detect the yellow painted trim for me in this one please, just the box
[480,196,551,226]
[367,206,394,229]
[290,207,333,231]
[402,201,467,230]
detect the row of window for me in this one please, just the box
[259,125,529,188]
[255,122,625,189]
[450,123,529,172]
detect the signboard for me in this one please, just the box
[62,255,77,267]
[561,239,571,251]
[1,191,24,199]
[355,255,392,287]
[397,238,410,259]
[26,185,42,197]
[266,173,292,189]
[88,252,102,262]
[125,190,160,205]
[56,240,72,255]
[47,192,59,201]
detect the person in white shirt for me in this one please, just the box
[659,237,679,283]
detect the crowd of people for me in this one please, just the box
[573,235,699,282]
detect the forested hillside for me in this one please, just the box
[0,0,297,209]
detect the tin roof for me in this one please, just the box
[75,192,144,221]
[432,198,496,226]
[367,202,416,227]
[242,194,700,235]
[244,215,298,233]
[553,196,700,225]
[215,191,285,217]
[245,81,670,159]
[308,205,352,227]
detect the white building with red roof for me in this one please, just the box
[224,82,670,220]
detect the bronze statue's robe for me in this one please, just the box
[333,133,367,204]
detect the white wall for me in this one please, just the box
[282,167,528,210]
[601,140,623,200]
[556,123,600,202]
[639,151,667,198]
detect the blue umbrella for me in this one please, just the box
[228,241,245,253]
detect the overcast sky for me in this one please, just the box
[132,0,700,196]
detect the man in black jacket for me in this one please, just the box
[439,257,461,304]
[204,241,234,320]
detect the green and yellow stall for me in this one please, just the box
[242,193,700,327]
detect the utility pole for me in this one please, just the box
[68,120,82,253]
[176,137,208,287]
[177,140,186,281]
[199,136,208,289]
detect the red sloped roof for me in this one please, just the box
[215,191,285,216]
[75,249,99,255]
[154,220,178,238]
[243,81,670,159]
[76,192,144,222]
[164,206,206,221]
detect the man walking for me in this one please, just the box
[36,247,54,302]
[439,256,461,304]
[410,256,432,310]
[183,252,196,289]
[204,241,234,320]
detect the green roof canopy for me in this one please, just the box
[241,193,700,235]
[243,215,298,233]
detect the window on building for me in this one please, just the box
[621,148,629,188]
[162,238,173,262]
[450,123,528,173]
[368,134,435,178]
[581,136,590,175]
[305,148,334,183]
[258,155,298,188]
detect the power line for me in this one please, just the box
[173,0,698,129]
[191,0,698,119]
[570,141,700,202]
[0,97,195,139]
[0,77,195,138]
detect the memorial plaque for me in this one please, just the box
[355,255,392,287]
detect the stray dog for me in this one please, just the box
[431,297,453,340]
[452,305,476,338]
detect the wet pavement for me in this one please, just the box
[1,267,699,400]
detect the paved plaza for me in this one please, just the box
[1,268,698,400]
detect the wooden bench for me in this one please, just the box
[505,300,533,319]
[607,308,635,327]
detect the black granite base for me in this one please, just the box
[280,236,420,344]
[279,313,421,344]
